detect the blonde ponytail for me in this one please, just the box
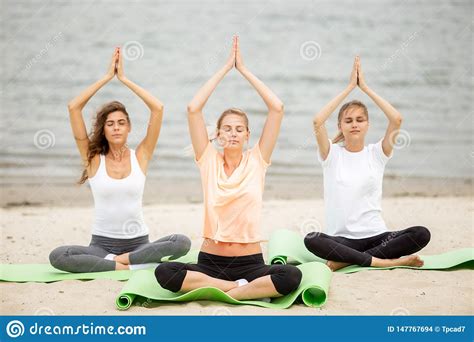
[332,131,345,144]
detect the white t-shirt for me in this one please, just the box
[318,138,392,239]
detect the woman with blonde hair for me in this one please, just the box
[155,37,302,300]
[305,56,430,271]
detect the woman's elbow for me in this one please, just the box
[67,101,81,113]
[187,104,199,115]
[67,101,77,111]
[271,102,284,115]
[394,114,403,127]
[279,102,285,114]
[313,117,323,128]
[151,104,164,113]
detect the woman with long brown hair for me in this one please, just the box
[304,56,431,271]
[49,48,190,272]
[155,37,302,301]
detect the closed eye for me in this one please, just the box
[221,125,246,132]
[106,120,127,126]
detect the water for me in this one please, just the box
[1,0,472,182]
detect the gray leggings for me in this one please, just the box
[49,234,191,273]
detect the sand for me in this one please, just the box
[1,188,472,315]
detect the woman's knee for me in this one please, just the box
[304,232,327,254]
[48,246,69,270]
[175,234,192,254]
[154,262,186,292]
[412,226,431,248]
[271,265,302,295]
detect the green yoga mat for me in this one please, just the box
[116,261,332,310]
[268,229,474,274]
[0,250,199,283]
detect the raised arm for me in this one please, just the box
[68,48,118,165]
[358,59,403,157]
[187,37,236,160]
[235,37,283,164]
[115,49,164,169]
[313,56,358,160]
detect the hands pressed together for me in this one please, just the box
[105,47,127,82]
[348,55,369,92]
[224,35,246,73]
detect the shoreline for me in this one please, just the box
[1,174,471,208]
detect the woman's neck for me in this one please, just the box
[108,143,128,161]
[223,149,243,169]
[344,139,364,152]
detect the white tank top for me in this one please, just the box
[88,149,148,239]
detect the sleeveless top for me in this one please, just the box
[89,149,148,239]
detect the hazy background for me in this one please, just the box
[1,0,472,183]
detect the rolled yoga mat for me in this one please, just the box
[268,229,474,274]
[0,250,199,283]
[116,261,332,310]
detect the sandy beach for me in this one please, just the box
[1,176,472,315]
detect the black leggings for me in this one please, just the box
[154,252,302,295]
[304,226,431,267]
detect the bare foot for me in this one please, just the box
[371,255,424,268]
[114,253,130,265]
[396,255,424,267]
[326,260,351,271]
[115,262,129,271]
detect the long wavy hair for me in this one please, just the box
[78,101,130,184]
[333,100,368,144]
